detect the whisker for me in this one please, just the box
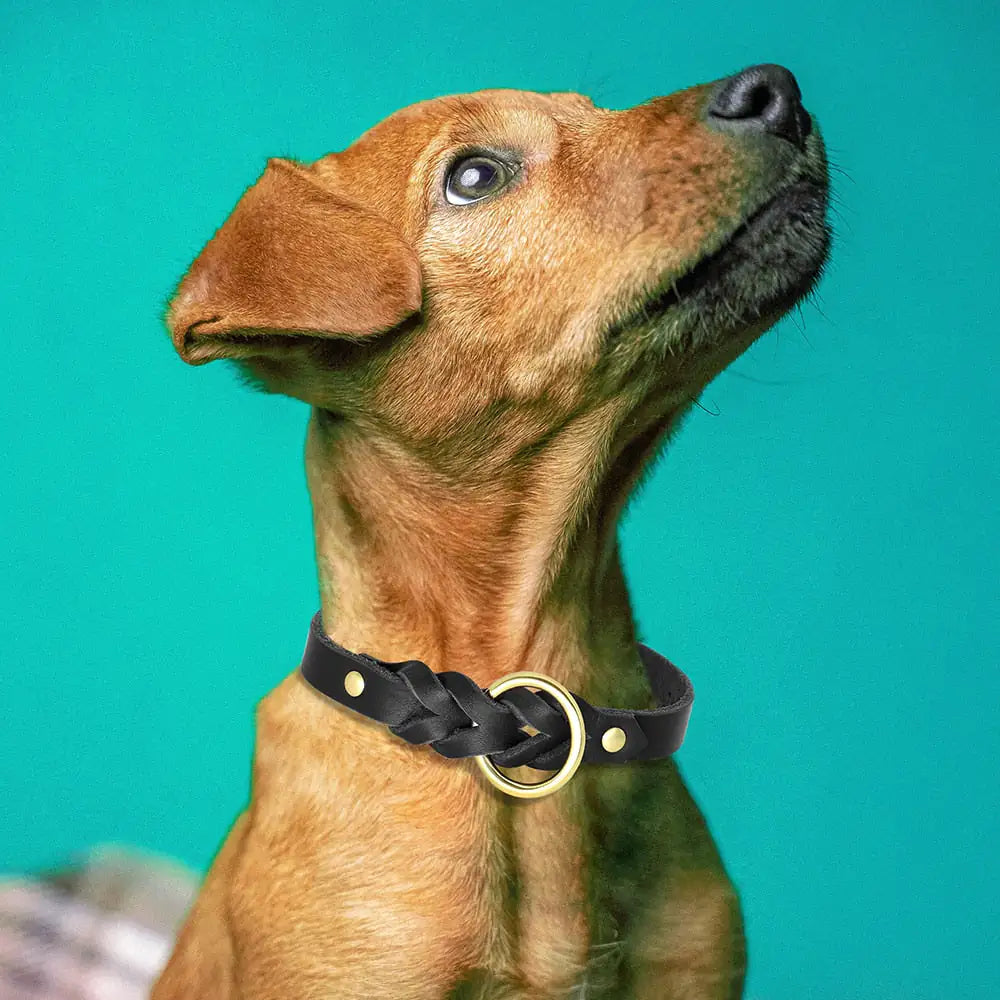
[795,303,813,348]
[803,289,829,322]
[728,370,809,386]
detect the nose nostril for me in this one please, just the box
[746,83,773,118]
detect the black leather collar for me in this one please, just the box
[299,612,694,770]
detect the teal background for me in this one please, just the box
[2,1,997,996]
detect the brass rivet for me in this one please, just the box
[601,727,627,753]
[344,671,365,697]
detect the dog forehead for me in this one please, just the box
[360,88,596,139]
[316,88,597,179]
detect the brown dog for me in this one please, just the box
[155,64,829,1000]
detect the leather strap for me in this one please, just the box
[299,612,694,770]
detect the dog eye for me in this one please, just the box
[444,155,513,205]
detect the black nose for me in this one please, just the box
[706,64,811,149]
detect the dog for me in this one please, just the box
[155,64,829,1000]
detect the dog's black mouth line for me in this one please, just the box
[607,178,826,337]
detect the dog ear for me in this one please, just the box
[167,158,422,365]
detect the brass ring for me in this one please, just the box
[475,672,586,799]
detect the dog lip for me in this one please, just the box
[614,177,829,332]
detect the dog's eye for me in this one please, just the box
[444,155,513,205]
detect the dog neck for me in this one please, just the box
[303,401,677,707]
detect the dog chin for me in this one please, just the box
[683,179,830,342]
[623,178,831,357]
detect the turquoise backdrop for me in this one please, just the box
[2,1,997,997]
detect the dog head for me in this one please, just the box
[167,67,829,469]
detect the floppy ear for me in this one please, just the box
[167,158,422,366]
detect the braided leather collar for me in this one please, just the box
[299,612,694,771]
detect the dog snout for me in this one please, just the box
[705,63,812,150]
